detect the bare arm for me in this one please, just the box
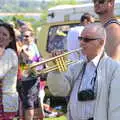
[105,23,120,61]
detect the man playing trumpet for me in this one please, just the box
[47,23,120,120]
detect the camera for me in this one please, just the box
[77,89,96,101]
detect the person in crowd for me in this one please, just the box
[15,29,23,55]
[14,29,24,120]
[47,23,120,120]
[21,29,41,64]
[93,0,120,61]
[16,20,33,42]
[0,22,18,119]
[19,29,44,120]
[67,12,95,61]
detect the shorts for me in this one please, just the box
[20,77,40,110]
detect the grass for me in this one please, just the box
[44,115,67,120]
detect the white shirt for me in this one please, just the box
[67,26,84,61]
[77,52,102,119]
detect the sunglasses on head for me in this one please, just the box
[78,36,100,43]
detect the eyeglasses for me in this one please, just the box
[78,36,100,43]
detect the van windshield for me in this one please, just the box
[46,23,80,53]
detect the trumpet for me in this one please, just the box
[29,48,82,75]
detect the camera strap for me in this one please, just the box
[78,52,104,92]
[91,52,104,91]
[77,62,87,91]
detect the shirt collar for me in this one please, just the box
[90,51,103,67]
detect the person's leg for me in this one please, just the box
[23,96,35,120]
[21,78,38,120]
[34,108,44,120]
[33,96,44,120]
[25,109,34,120]
[18,97,25,120]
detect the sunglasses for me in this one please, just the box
[24,35,30,38]
[78,36,100,43]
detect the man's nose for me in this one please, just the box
[80,39,85,44]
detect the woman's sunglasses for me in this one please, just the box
[24,35,30,38]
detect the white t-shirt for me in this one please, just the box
[67,26,84,61]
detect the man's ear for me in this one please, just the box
[108,0,114,7]
[99,39,104,46]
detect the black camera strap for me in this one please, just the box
[91,52,104,91]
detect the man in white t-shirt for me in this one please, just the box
[67,13,95,61]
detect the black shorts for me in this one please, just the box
[19,77,40,110]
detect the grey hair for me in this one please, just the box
[85,22,107,41]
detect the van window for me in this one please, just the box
[46,24,79,53]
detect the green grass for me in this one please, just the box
[44,115,67,120]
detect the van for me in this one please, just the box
[36,4,95,58]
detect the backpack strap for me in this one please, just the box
[104,19,120,27]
